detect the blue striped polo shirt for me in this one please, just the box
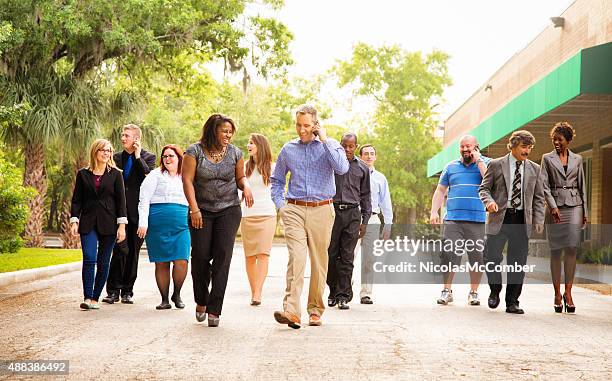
[438,157,490,223]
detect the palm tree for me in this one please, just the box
[0,73,67,247]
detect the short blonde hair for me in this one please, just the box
[88,139,116,172]
[123,123,142,140]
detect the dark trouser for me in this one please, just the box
[106,223,144,297]
[81,229,116,301]
[484,210,529,307]
[326,206,360,302]
[190,205,241,316]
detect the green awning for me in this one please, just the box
[428,42,612,177]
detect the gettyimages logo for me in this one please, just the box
[359,224,612,285]
[372,237,485,257]
[367,237,535,275]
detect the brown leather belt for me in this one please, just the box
[287,199,333,207]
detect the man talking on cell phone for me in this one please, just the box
[430,135,489,306]
[271,104,349,329]
[103,124,156,305]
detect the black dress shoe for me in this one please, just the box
[327,297,337,307]
[505,304,524,314]
[121,295,134,304]
[360,296,373,305]
[102,293,119,304]
[487,293,500,309]
[171,294,185,309]
[337,299,349,310]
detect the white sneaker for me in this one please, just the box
[437,289,453,305]
[468,291,480,306]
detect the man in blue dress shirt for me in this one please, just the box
[430,135,489,306]
[271,104,349,329]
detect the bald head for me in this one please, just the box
[459,135,479,164]
[459,135,478,146]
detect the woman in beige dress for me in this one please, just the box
[540,122,588,314]
[241,133,277,305]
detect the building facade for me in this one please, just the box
[428,0,612,243]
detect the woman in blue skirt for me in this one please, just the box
[137,144,190,310]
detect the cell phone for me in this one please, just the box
[313,121,320,136]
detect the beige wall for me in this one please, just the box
[443,0,612,145]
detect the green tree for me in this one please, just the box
[334,43,451,223]
[0,0,293,246]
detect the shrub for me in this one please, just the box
[0,152,35,253]
[579,245,612,265]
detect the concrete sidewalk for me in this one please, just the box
[1,245,611,380]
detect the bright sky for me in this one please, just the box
[273,0,575,124]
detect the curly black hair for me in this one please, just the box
[200,114,236,150]
[550,121,575,142]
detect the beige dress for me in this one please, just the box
[240,166,277,256]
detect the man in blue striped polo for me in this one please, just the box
[430,135,489,305]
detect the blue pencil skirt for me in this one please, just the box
[145,203,191,263]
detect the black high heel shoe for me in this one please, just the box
[554,295,563,313]
[563,294,576,314]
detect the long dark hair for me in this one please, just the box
[200,114,237,151]
[245,133,273,185]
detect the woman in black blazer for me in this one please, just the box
[70,138,128,310]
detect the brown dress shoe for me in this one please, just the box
[308,314,322,326]
[273,311,301,329]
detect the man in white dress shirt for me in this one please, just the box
[358,144,393,304]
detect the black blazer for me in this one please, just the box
[113,149,156,224]
[71,167,128,236]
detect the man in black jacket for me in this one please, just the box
[102,124,156,304]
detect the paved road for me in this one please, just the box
[1,245,611,380]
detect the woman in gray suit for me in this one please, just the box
[540,122,588,314]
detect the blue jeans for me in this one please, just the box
[81,229,116,301]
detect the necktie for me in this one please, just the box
[511,161,522,208]
[123,154,133,181]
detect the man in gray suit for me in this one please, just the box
[479,130,545,314]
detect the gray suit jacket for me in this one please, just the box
[479,154,545,237]
[539,150,588,218]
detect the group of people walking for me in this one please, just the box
[70,104,585,328]
[69,106,390,328]
[430,123,587,315]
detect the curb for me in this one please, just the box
[0,261,81,289]
[527,271,612,296]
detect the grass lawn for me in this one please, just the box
[0,248,82,273]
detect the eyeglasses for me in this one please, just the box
[98,148,112,153]
[161,154,176,159]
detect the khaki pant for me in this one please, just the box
[360,215,382,298]
[280,203,335,318]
